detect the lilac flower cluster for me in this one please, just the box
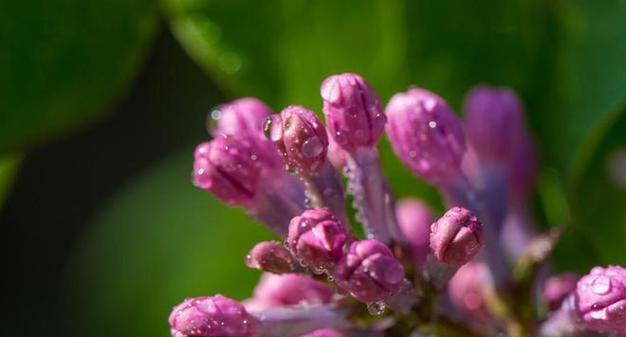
[172,74,626,337]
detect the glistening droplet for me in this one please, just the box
[301,138,324,158]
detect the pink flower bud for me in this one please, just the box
[266,106,329,174]
[396,199,434,269]
[544,273,580,311]
[326,133,348,169]
[430,207,484,266]
[385,88,466,188]
[246,241,297,274]
[448,262,492,322]
[287,209,349,271]
[169,295,257,337]
[247,273,333,310]
[299,329,345,337]
[575,265,626,332]
[463,86,524,164]
[321,73,386,153]
[192,137,267,206]
[336,239,405,303]
[213,97,273,137]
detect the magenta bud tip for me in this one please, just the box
[336,239,405,303]
[430,207,484,266]
[321,73,386,153]
[169,295,257,337]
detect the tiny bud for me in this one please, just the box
[192,136,267,206]
[544,273,580,311]
[396,198,434,269]
[169,295,257,337]
[247,273,333,310]
[288,209,349,271]
[463,86,524,164]
[267,106,329,174]
[336,239,405,303]
[448,262,492,322]
[430,207,484,266]
[246,241,296,274]
[299,329,345,337]
[213,97,273,137]
[575,265,626,332]
[321,73,386,153]
[385,88,466,188]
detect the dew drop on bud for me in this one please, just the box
[301,137,324,158]
[206,107,222,134]
[366,301,386,316]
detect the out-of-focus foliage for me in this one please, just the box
[556,112,626,269]
[68,151,273,337]
[0,0,159,152]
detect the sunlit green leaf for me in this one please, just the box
[531,0,626,181]
[0,0,159,152]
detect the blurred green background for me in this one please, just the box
[1,1,625,336]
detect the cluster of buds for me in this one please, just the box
[172,74,626,337]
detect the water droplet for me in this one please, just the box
[301,137,324,158]
[250,154,258,161]
[367,301,386,315]
[428,121,437,128]
[591,276,612,295]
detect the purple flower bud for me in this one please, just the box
[385,88,466,188]
[246,241,297,274]
[246,273,333,311]
[336,239,405,303]
[396,199,434,269]
[299,329,345,337]
[192,136,267,206]
[265,106,329,174]
[321,73,386,153]
[463,86,524,163]
[448,262,492,322]
[169,295,257,337]
[575,265,626,332]
[288,209,349,272]
[213,97,273,137]
[430,207,484,266]
[544,273,580,311]
[326,133,348,169]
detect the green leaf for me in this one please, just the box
[0,0,159,152]
[0,153,21,209]
[553,111,626,270]
[66,151,273,337]
[531,0,626,181]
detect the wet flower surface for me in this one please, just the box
[172,74,626,337]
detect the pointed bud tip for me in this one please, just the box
[287,208,349,271]
[321,73,385,153]
[336,239,405,303]
[430,207,484,266]
[169,295,257,337]
[575,265,626,332]
[385,88,466,188]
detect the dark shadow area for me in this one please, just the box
[0,26,224,337]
